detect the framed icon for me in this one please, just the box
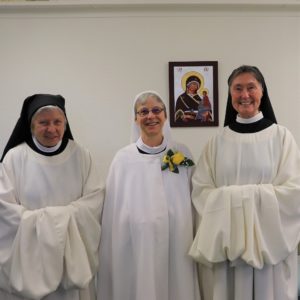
[169,61,219,127]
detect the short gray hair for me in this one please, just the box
[134,92,167,118]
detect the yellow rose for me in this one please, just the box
[172,152,185,165]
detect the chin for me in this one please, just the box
[45,140,60,147]
[239,110,256,118]
[144,132,161,139]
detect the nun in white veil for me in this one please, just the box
[98,91,200,300]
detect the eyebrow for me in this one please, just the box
[233,82,257,87]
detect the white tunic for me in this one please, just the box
[98,141,200,300]
[189,124,300,300]
[0,140,104,300]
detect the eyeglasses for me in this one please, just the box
[136,107,165,117]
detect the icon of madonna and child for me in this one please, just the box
[174,71,213,123]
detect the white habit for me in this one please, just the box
[189,124,300,300]
[0,140,104,300]
[98,141,200,300]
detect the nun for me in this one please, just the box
[189,65,300,300]
[98,91,200,300]
[0,94,104,300]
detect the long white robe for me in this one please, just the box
[98,141,200,300]
[0,140,104,300]
[189,124,300,300]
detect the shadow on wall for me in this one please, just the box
[298,256,300,298]
[298,245,300,297]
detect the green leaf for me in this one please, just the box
[172,166,179,173]
[161,164,168,171]
[186,159,195,166]
[167,149,174,156]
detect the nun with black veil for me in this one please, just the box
[0,94,104,300]
[189,65,300,300]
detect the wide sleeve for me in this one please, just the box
[0,152,104,299]
[189,130,300,269]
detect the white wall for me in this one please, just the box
[0,3,299,178]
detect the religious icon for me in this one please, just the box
[169,61,219,127]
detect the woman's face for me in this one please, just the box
[135,96,166,141]
[187,82,199,94]
[230,72,263,118]
[31,108,66,147]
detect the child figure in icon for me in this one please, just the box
[196,90,213,122]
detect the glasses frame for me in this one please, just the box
[136,106,165,117]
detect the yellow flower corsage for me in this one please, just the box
[161,149,194,173]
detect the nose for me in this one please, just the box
[46,123,56,133]
[241,88,249,98]
[146,110,155,118]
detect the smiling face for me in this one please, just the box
[31,107,66,147]
[230,72,263,119]
[135,95,166,145]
